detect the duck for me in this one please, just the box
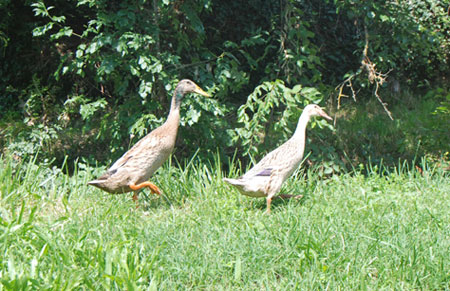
[88,79,210,202]
[223,104,332,214]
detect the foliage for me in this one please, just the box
[1,155,450,289]
[333,0,449,99]
[26,0,230,163]
[432,87,450,117]
[0,0,448,167]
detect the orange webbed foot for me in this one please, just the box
[129,181,161,195]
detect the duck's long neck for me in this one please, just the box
[164,89,183,130]
[291,112,312,153]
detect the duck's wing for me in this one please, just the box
[95,153,135,181]
[254,168,273,176]
[100,129,173,179]
[243,144,288,178]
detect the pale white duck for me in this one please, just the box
[88,79,210,203]
[223,104,332,213]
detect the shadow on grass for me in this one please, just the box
[243,192,309,213]
[138,191,171,211]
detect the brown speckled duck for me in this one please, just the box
[88,79,210,202]
[223,104,332,214]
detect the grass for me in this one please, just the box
[333,97,450,167]
[0,154,449,290]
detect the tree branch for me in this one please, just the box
[336,25,393,120]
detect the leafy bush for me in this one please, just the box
[0,0,448,168]
[333,0,449,100]
[26,0,232,162]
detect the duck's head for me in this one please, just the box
[303,104,333,121]
[175,79,210,99]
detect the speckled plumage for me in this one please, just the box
[223,104,332,213]
[88,79,210,199]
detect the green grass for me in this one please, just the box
[334,98,450,167]
[1,155,449,290]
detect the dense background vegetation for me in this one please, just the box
[1,0,449,168]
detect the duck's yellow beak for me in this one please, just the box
[319,108,333,121]
[194,86,210,97]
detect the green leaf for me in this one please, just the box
[32,23,54,37]
[51,27,73,40]
[31,2,53,17]
[291,84,302,94]
[86,41,100,54]
[80,99,107,120]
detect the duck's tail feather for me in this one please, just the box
[87,179,103,187]
[223,178,245,186]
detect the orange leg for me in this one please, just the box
[129,181,161,195]
[132,191,140,208]
[265,196,272,214]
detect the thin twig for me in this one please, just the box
[335,24,394,119]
